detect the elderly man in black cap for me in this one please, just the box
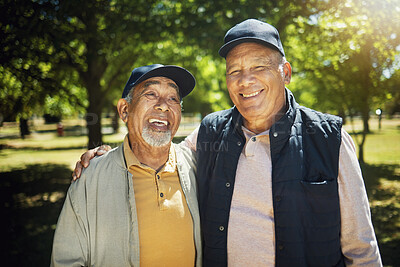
[190,19,381,266]
[74,20,382,266]
[51,64,202,266]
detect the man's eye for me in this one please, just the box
[254,66,266,71]
[144,92,157,98]
[228,70,240,76]
[169,96,180,104]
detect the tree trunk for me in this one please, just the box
[77,9,109,149]
[348,114,367,164]
[358,42,372,134]
[338,108,346,125]
[81,38,107,149]
[19,118,30,139]
[361,108,370,133]
[358,130,367,164]
[358,139,364,163]
[112,106,120,134]
[86,95,103,149]
[84,73,105,149]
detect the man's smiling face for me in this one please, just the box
[225,42,291,130]
[126,76,181,147]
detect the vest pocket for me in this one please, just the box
[300,179,337,197]
[299,179,340,220]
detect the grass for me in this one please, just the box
[0,133,126,172]
[0,116,399,266]
[0,116,199,172]
[343,118,400,165]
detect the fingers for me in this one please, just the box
[80,147,98,168]
[72,160,84,181]
[80,145,111,168]
[71,145,112,182]
[97,144,112,155]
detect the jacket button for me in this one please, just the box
[278,244,284,250]
[219,226,225,231]
[273,132,278,137]
[275,195,281,202]
[237,141,242,146]
[225,182,231,188]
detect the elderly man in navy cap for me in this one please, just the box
[190,19,381,266]
[51,64,202,266]
[74,19,382,266]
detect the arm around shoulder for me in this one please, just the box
[180,126,199,152]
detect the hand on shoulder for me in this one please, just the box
[72,144,112,181]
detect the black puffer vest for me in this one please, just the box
[196,89,344,266]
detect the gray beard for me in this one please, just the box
[142,126,171,147]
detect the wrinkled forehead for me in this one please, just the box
[136,76,179,93]
[226,42,280,67]
[227,42,279,59]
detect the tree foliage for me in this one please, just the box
[1,0,320,146]
[1,0,82,122]
[2,0,192,147]
[286,0,400,161]
[1,0,399,156]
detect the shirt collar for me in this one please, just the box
[241,126,270,140]
[123,135,176,173]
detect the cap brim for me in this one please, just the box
[127,65,195,99]
[218,37,284,58]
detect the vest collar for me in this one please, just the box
[230,88,298,137]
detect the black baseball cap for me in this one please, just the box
[219,19,285,58]
[122,64,196,99]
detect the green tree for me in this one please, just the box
[0,0,84,136]
[3,0,361,146]
[1,0,186,147]
[286,0,400,162]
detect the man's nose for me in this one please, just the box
[238,70,256,87]
[154,97,170,112]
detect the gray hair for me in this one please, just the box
[124,86,135,104]
[274,52,287,77]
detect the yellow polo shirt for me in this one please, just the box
[123,136,195,266]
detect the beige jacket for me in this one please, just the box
[51,143,201,267]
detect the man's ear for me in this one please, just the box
[117,98,129,123]
[283,61,292,85]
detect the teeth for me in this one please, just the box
[242,91,261,98]
[149,118,168,125]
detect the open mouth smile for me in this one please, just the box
[241,89,263,98]
[149,118,168,126]
[148,118,170,131]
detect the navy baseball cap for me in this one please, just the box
[219,19,285,58]
[122,64,196,99]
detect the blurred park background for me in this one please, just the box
[1,0,399,266]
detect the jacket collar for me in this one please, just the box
[122,135,176,173]
[269,88,298,142]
